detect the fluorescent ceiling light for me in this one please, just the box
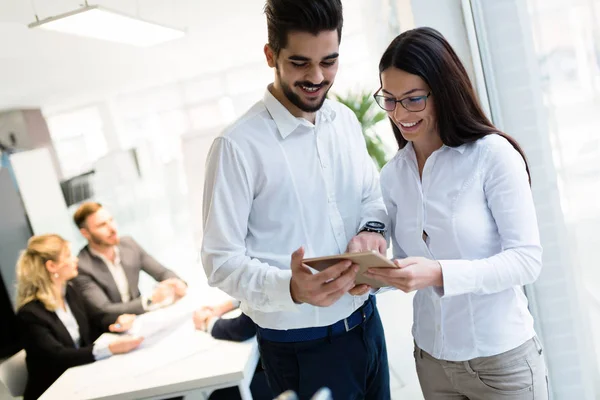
[28,5,185,47]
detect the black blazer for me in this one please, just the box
[17,284,117,400]
[211,313,256,342]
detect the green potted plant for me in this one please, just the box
[331,91,390,170]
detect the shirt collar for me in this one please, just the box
[443,144,466,154]
[397,141,466,160]
[89,245,120,266]
[396,142,414,160]
[262,86,336,139]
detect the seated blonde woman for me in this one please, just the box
[15,234,144,400]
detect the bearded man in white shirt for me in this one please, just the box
[201,0,390,398]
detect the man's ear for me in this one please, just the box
[264,44,277,68]
[80,228,91,241]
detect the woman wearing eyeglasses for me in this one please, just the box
[15,234,144,400]
[363,27,549,399]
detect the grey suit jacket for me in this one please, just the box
[72,236,179,315]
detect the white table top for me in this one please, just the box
[39,291,259,400]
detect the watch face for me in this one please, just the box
[367,221,385,230]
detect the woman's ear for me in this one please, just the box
[45,259,59,274]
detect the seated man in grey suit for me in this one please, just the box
[72,201,187,315]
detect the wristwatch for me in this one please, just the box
[358,221,386,237]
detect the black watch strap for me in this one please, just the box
[358,221,386,237]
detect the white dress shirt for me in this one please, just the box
[55,300,82,347]
[90,247,131,302]
[90,247,163,311]
[380,134,542,361]
[55,294,111,360]
[202,87,387,330]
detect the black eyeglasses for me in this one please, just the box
[373,90,431,112]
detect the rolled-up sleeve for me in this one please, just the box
[440,141,542,297]
[201,137,299,312]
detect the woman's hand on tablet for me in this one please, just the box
[363,257,443,293]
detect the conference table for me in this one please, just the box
[39,291,260,400]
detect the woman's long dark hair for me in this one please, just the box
[379,27,530,182]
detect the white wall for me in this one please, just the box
[10,148,77,243]
[0,109,62,179]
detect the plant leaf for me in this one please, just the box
[331,90,390,170]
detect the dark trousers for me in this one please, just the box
[257,305,390,400]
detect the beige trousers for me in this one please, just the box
[415,337,548,400]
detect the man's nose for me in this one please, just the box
[306,66,324,85]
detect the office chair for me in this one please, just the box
[0,349,28,398]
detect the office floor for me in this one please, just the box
[377,290,424,400]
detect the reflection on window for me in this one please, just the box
[527,0,600,366]
[46,106,108,178]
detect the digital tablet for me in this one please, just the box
[303,250,397,289]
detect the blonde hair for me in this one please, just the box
[16,234,68,311]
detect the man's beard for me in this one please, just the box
[278,68,331,113]
[90,232,119,247]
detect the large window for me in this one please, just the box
[527,0,600,369]
[471,0,600,397]
[527,3,600,395]
[45,106,108,178]
[527,0,600,291]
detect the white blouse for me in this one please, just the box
[380,134,542,361]
[55,294,112,360]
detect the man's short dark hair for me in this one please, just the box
[264,0,343,55]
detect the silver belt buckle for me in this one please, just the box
[344,318,350,332]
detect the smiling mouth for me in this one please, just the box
[400,120,421,127]
[301,85,320,93]
[296,81,327,96]
[399,120,423,130]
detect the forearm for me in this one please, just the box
[31,344,96,369]
[202,252,298,313]
[142,254,179,281]
[94,311,120,333]
[96,298,145,315]
[216,299,239,316]
[359,143,387,229]
[359,201,388,229]
[440,245,543,297]
[210,314,256,342]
